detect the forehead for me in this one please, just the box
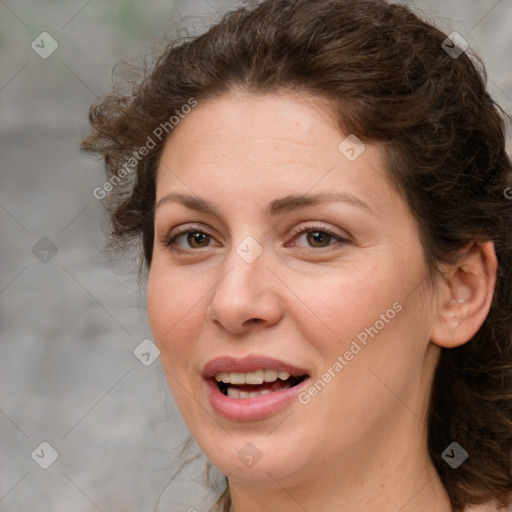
[155,91,397,214]
[162,91,341,160]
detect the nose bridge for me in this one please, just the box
[218,236,270,302]
[207,236,283,331]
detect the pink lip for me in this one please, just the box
[202,355,310,422]
[205,375,310,421]
[202,355,309,378]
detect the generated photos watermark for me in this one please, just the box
[93,98,198,200]
[298,301,403,405]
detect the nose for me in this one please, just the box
[206,245,285,335]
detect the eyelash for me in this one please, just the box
[163,223,350,252]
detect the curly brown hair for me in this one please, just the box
[81,0,512,510]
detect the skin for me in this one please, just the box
[147,90,497,511]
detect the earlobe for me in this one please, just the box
[430,241,497,349]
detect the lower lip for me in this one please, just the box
[205,377,310,421]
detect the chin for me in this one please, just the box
[194,432,307,484]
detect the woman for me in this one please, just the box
[81,0,512,510]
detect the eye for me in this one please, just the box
[163,223,349,252]
[289,224,350,250]
[164,227,218,250]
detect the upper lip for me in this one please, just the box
[202,355,310,379]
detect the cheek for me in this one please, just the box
[147,267,205,366]
[147,270,208,415]
[286,262,404,356]
[291,286,431,453]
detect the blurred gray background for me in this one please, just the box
[0,1,511,511]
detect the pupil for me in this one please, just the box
[188,232,208,248]
[308,231,330,247]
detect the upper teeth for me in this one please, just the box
[214,369,291,385]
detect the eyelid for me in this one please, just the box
[288,222,351,245]
[166,223,211,238]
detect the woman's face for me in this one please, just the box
[147,91,440,487]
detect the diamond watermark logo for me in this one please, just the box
[31,32,59,59]
[338,134,366,161]
[134,339,160,366]
[442,32,468,59]
[442,442,468,469]
[236,236,263,264]
[237,442,262,468]
[31,442,59,469]
[32,237,58,263]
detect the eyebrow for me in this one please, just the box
[155,192,373,218]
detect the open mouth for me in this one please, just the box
[215,370,308,399]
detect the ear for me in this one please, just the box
[430,241,497,349]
